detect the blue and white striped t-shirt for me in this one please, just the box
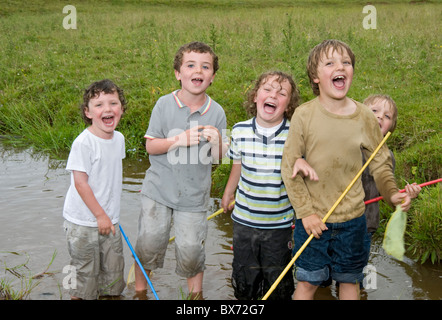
[228,117,294,229]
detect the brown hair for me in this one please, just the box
[173,41,219,74]
[80,79,127,125]
[363,94,398,133]
[244,71,300,119]
[307,39,356,96]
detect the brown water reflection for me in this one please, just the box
[0,142,440,300]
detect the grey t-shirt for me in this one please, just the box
[141,90,227,212]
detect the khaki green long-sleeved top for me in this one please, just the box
[281,97,398,223]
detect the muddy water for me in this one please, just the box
[1,141,441,300]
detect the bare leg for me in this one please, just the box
[187,271,204,299]
[292,281,318,300]
[134,263,150,292]
[339,283,360,300]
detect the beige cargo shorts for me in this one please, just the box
[135,195,208,278]
[63,220,125,299]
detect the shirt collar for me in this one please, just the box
[172,90,212,115]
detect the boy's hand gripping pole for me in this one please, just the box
[262,132,392,300]
[119,224,160,300]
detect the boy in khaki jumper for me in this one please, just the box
[281,40,410,300]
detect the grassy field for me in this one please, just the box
[0,0,440,262]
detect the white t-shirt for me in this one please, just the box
[63,129,125,227]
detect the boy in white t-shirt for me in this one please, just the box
[63,79,127,300]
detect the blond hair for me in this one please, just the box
[307,39,356,96]
[363,94,398,133]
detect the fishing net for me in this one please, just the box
[382,205,407,261]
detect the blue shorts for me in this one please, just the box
[293,214,369,286]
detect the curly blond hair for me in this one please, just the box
[244,71,300,120]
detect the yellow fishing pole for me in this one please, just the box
[262,132,392,300]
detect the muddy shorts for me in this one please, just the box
[135,195,208,278]
[293,214,369,286]
[63,220,125,300]
[231,222,294,300]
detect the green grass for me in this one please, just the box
[0,250,58,300]
[0,0,440,263]
[406,185,441,264]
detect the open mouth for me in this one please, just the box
[192,77,204,85]
[102,116,115,126]
[332,75,346,89]
[263,102,277,114]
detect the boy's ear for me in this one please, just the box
[313,77,320,84]
[174,69,181,81]
[84,107,92,120]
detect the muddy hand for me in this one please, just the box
[302,214,328,239]
[292,158,319,181]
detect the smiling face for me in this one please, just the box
[85,91,124,139]
[313,47,354,101]
[174,50,216,97]
[254,75,292,128]
[367,99,395,136]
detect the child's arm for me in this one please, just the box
[73,170,115,235]
[405,182,421,199]
[291,159,326,237]
[201,125,229,163]
[390,192,411,212]
[221,162,241,212]
[146,125,204,155]
[301,214,328,239]
[292,158,319,181]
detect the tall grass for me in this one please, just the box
[407,185,441,264]
[0,1,440,262]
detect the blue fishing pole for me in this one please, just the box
[119,224,160,300]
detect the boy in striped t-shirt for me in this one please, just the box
[221,71,300,300]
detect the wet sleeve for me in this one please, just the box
[281,112,314,219]
[362,116,399,207]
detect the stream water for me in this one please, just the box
[0,141,440,300]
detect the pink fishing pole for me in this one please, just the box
[364,178,442,205]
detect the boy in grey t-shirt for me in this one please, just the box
[134,42,228,299]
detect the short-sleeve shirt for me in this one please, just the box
[63,129,125,227]
[141,90,227,212]
[228,117,294,229]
